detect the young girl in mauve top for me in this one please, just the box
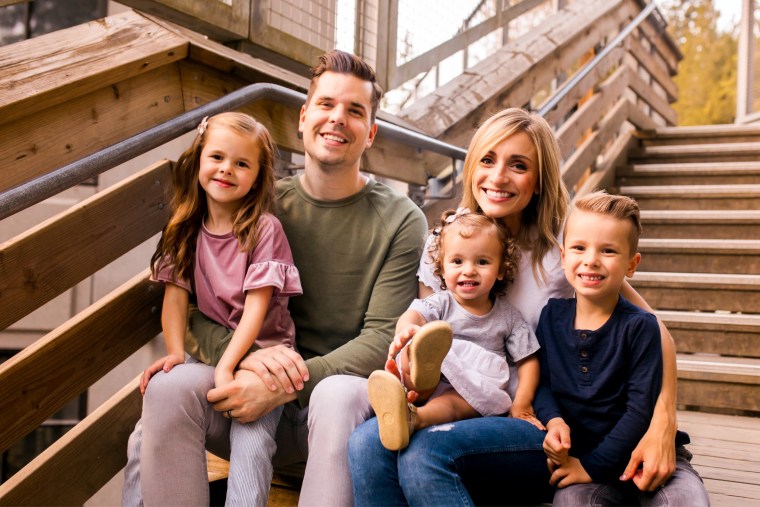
[140,112,302,506]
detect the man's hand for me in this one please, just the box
[549,457,592,488]
[207,369,296,423]
[620,426,676,491]
[238,344,309,394]
[140,353,185,395]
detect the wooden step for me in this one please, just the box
[617,161,760,186]
[658,310,760,358]
[629,272,760,313]
[207,452,301,506]
[638,124,760,146]
[677,354,760,413]
[640,210,760,240]
[638,239,760,274]
[620,184,760,211]
[629,142,760,164]
[677,410,760,506]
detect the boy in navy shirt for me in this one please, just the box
[534,191,708,505]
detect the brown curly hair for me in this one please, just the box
[430,209,519,297]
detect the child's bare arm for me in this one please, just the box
[215,287,274,388]
[140,284,189,394]
[510,355,545,430]
[387,309,426,360]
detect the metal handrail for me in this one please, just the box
[537,0,659,118]
[0,83,467,221]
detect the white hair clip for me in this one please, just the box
[197,116,209,136]
[445,207,471,224]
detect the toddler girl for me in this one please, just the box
[140,112,302,506]
[368,208,543,450]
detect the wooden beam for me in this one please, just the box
[561,97,630,190]
[0,65,185,193]
[0,161,171,330]
[541,46,626,126]
[555,65,630,159]
[0,377,143,506]
[399,0,636,148]
[391,0,545,88]
[0,271,161,454]
[0,10,188,127]
[574,128,637,199]
[627,66,677,125]
[627,34,678,102]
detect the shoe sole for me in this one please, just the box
[368,370,409,451]
[409,320,453,392]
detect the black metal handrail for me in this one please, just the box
[0,83,467,221]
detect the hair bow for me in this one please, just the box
[445,207,471,224]
[197,116,209,136]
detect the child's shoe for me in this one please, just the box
[368,370,417,450]
[409,320,453,392]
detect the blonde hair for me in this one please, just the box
[151,112,277,282]
[571,190,642,253]
[460,108,569,282]
[430,209,519,297]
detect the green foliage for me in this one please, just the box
[661,0,737,125]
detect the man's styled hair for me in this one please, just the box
[572,190,642,253]
[306,49,384,123]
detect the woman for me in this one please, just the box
[348,108,680,506]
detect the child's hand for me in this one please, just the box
[549,456,592,488]
[140,353,185,395]
[214,368,235,390]
[387,325,421,361]
[509,402,545,431]
[543,418,572,466]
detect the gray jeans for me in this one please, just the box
[552,446,710,506]
[122,363,371,506]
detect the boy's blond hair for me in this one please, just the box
[571,191,642,253]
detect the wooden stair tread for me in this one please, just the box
[640,124,760,138]
[620,184,760,195]
[677,354,760,385]
[640,210,760,222]
[638,239,760,255]
[629,161,760,174]
[634,141,760,156]
[632,271,760,287]
[657,310,760,330]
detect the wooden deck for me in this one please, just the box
[678,411,760,506]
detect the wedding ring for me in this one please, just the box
[227,409,233,419]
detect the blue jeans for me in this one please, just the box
[348,416,553,506]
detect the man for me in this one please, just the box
[123,50,427,506]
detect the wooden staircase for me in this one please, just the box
[618,124,760,415]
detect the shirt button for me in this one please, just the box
[580,350,589,358]
[580,333,588,340]
[580,366,589,374]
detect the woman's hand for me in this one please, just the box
[620,422,676,491]
[238,344,309,394]
[140,353,185,395]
